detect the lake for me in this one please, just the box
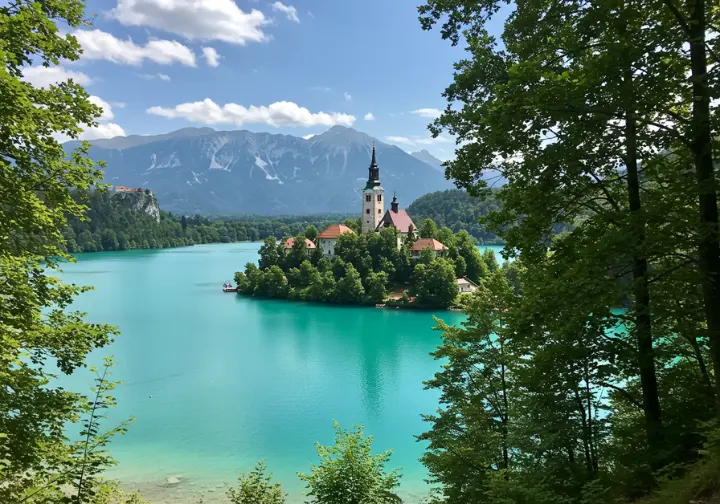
[56,243,504,503]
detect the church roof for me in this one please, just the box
[284,237,316,249]
[411,238,448,252]
[376,209,415,234]
[317,224,355,239]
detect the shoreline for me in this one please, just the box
[111,473,433,504]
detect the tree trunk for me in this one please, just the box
[687,0,720,411]
[624,64,664,462]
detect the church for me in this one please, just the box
[318,146,416,257]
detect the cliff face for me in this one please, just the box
[113,191,160,223]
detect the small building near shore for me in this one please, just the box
[457,277,479,293]
[284,237,316,257]
[317,224,355,258]
[411,238,448,259]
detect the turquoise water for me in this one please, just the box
[55,243,503,503]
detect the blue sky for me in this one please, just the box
[24,0,505,160]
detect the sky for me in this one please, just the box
[23,0,506,161]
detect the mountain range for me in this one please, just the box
[65,126,455,216]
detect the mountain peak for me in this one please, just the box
[312,125,374,149]
[410,149,444,171]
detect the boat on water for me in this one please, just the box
[222,282,236,293]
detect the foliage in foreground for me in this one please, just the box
[298,421,402,504]
[417,0,720,501]
[226,460,287,504]
[1,0,130,502]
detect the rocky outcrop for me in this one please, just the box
[113,191,160,223]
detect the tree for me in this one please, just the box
[453,255,467,278]
[335,264,365,304]
[258,237,280,269]
[436,226,455,248]
[411,258,459,308]
[420,271,515,502]
[404,224,418,247]
[243,263,262,294]
[285,234,309,270]
[226,460,286,504]
[419,218,438,239]
[305,225,319,241]
[298,421,402,504]
[235,271,250,292]
[0,1,121,501]
[256,265,288,298]
[419,0,719,496]
[308,271,337,302]
[482,249,500,272]
[100,229,119,251]
[344,217,362,235]
[464,249,489,285]
[181,215,188,231]
[365,271,388,304]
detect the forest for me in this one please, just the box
[407,189,503,244]
[63,189,356,252]
[234,222,514,309]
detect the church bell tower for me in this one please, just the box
[361,144,385,234]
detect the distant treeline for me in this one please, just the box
[407,189,503,244]
[62,188,501,254]
[62,190,357,253]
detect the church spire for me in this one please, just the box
[391,191,399,213]
[365,142,380,189]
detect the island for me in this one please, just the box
[234,147,499,309]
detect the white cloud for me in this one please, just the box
[22,66,93,88]
[303,134,315,140]
[110,0,269,45]
[271,2,300,23]
[88,96,114,121]
[139,72,171,81]
[75,29,196,66]
[202,47,221,67]
[364,113,375,121]
[308,11,315,18]
[386,136,415,146]
[81,122,126,140]
[310,86,331,92]
[111,101,127,109]
[344,92,353,102]
[411,108,442,119]
[147,98,356,127]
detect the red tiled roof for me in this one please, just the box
[376,209,415,234]
[284,237,316,249]
[411,238,448,251]
[317,224,355,239]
